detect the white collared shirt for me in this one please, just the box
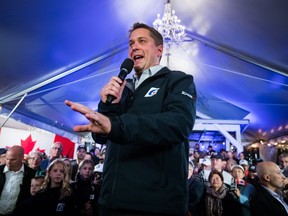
[134,65,163,89]
[0,164,24,214]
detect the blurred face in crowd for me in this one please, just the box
[5,146,24,172]
[48,161,65,187]
[84,153,93,160]
[238,152,245,160]
[28,152,42,169]
[0,153,6,165]
[79,160,94,180]
[62,158,72,178]
[265,164,286,190]
[30,178,44,196]
[211,158,222,171]
[188,163,194,179]
[279,156,288,169]
[232,167,245,180]
[50,142,63,159]
[210,173,223,191]
[77,148,86,161]
[258,161,286,191]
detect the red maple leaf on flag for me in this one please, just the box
[35,147,46,153]
[21,135,36,154]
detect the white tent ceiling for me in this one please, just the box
[0,0,287,147]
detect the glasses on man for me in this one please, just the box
[52,147,62,150]
[29,157,41,161]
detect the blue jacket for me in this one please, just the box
[93,67,197,214]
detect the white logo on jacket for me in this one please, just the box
[145,87,160,97]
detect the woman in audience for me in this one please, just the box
[203,169,236,216]
[62,157,74,183]
[27,150,45,176]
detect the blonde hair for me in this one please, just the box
[41,159,71,199]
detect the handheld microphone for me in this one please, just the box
[106,58,134,104]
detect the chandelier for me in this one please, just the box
[153,0,186,46]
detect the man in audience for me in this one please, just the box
[0,148,7,165]
[187,161,204,216]
[40,141,63,171]
[250,161,288,216]
[279,153,288,177]
[71,145,87,180]
[0,145,35,215]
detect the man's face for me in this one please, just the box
[279,156,288,169]
[129,28,163,74]
[77,149,86,160]
[267,165,286,189]
[211,158,222,170]
[50,143,62,159]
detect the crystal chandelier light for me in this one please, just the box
[153,0,186,46]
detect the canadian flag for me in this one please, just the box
[0,127,75,158]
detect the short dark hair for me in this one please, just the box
[129,22,163,46]
[208,169,224,182]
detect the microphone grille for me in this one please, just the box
[121,58,134,73]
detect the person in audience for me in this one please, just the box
[207,145,214,156]
[93,163,104,187]
[16,176,45,214]
[196,156,211,183]
[71,159,99,216]
[84,152,94,161]
[187,161,205,216]
[221,158,228,171]
[203,169,236,216]
[27,150,45,176]
[279,153,288,177]
[30,175,45,196]
[194,143,202,154]
[219,149,227,161]
[192,150,200,170]
[92,147,102,165]
[65,22,196,215]
[0,145,35,215]
[231,165,255,216]
[239,159,249,178]
[246,165,259,187]
[250,161,288,216]
[62,157,74,183]
[26,158,77,216]
[196,153,236,191]
[0,148,7,165]
[40,141,63,171]
[225,158,238,173]
[72,145,87,181]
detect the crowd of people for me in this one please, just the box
[187,145,288,216]
[0,143,287,216]
[0,143,106,216]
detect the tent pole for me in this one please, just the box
[0,93,27,128]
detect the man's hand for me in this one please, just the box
[100,76,126,104]
[64,100,111,134]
